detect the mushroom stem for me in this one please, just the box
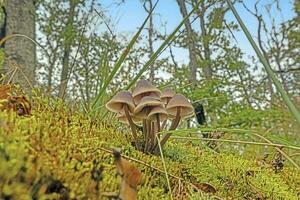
[156,114,161,133]
[148,121,156,152]
[144,119,151,153]
[124,105,139,150]
[159,107,181,149]
[142,119,147,141]
[161,120,167,130]
[150,114,160,153]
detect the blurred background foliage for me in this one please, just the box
[0,0,298,152]
[0,0,300,198]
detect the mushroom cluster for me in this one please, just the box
[106,79,194,154]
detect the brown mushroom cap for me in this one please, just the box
[134,96,163,118]
[133,92,160,105]
[166,94,194,118]
[134,96,163,113]
[106,91,135,113]
[148,105,168,121]
[161,88,176,104]
[132,79,161,104]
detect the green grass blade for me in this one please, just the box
[125,1,200,90]
[226,0,300,127]
[155,135,173,200]
[91,0,159,110]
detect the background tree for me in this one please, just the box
[24,0,300,145]
[2,0,36,93]
[176,0,198,86]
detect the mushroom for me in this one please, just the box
[161,88,175,105]
[147,105,168,152]
[147,105,168,132]
[106,91,135,113]
[159,94,194,149]
[166,94,194,120]
[133,96,163,152]
[132,79,161,105]
[133,96,163,118]
[160,88,175,129]
[106,91,139,149]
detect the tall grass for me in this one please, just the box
[125,3,200,90]
[226,0,300,127]
[91,0,159,112]
[91,1,201,115]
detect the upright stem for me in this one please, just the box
[159,108,181,151]
[124,105,139,150]
[169,108,181,130]
[156,114,161,133]
[161,120,167,130]
[142,119,147,141]
[144,119,151,152]
[226,0,300,127]
[148,121,156,152]
[150,114,161,153]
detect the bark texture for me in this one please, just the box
[58,0,76,98]
[146,0,155,82]
[199,1,212,80]
[176,0,198,86]
[3,0,36,93]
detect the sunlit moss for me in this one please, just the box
[0,96,299,199]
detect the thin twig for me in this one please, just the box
[170,136,300,151]
[0,34,50,59]
[160,128,300,151]
[252,133,300,170]
[156,135,173,200]
[289,153,300,157]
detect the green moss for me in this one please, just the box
[0,97,299,199]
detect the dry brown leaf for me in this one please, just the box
[193,182,217,194]
[113,149,142,200]
[0,84,31,116]
[0,84,14,99]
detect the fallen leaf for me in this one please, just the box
[113,148,142,200]
[0,84,31,116]
[193,182,217,194]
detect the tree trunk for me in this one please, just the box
[147,0,155,83]
[176,0,198,86]
[2,0,36,93]
[58,0,76,98]
[198,0,212,80]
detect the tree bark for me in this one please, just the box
[143,0,155,82]
[176,0,198,86]
[2,0,36,93]
[198,1,212,80]
[148,0,155,82]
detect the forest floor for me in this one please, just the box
[0,93,300,200]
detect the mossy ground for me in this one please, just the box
[0,96,299,199]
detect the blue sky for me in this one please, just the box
[98,0,296,64]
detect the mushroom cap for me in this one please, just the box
[148,105,168,121]
[133,92,160,105]
[166,94,194,118]
[161,88,176,104]
[132,79,161,104]
[106,91,135,113]
[134,96,163,114]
